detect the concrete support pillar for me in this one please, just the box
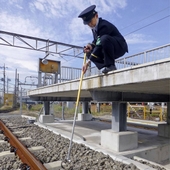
[39,101,54,123]
[43,101,50,115]
[158,102,170,138]
[66,102,74,109]
[78,102,92,121]
[167,102,170,125]
[61,102,65,120]
[82,102,89,114]
[96,102,100,112]
[111,102,127,132]
[101,101,138,152]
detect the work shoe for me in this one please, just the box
[102,65,117,74]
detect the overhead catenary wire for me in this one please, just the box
[124,14,170,36]
[121,6,170,31]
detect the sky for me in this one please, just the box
[0,0,169,93]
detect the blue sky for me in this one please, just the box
[0,0,169,92]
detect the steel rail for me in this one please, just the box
[0,120,47,170]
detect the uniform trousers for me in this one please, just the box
[90,35,126,69]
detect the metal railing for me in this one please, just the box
[60,66,82,82]
[59,43,170,82]
[116,43,170,69]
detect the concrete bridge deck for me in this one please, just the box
[28,58,170,102]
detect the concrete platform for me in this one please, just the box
[35,118,170,170]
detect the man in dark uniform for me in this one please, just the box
[78,5,128,74]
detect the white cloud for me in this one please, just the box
[29,0,69,18]
[68,18,92,46]
[15,4,23,9]
[33,1,45,12]
[125,34,157,44]
[29,0,127,19]
[0,45,44,87]
[0,46,39,71]
[96,0,127,13]
[9,0,22,4]
[0,12,52,39]
[7,0,128,46]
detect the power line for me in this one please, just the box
[121,6,170,31]
[124,14,170,36]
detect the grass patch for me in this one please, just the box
[1,102,166,121]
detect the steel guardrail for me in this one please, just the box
[59,43,170,82]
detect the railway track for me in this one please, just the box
[0,114,167,170]
[0,119,47,170]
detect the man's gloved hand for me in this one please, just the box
[83,43,92,53]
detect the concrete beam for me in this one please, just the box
[30,96,92,102]
[30,90,169,102]
[90,90,170,102]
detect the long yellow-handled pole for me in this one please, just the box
[66,53,87,161]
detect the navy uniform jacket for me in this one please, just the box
[89,18,128,69]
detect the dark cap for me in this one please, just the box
[78,5,96,25]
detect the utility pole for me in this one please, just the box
[7,77,11,94]
[13,69,19,108]
[0,64,8,101]
[20,87,22,115]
